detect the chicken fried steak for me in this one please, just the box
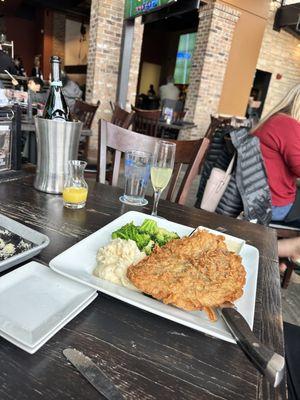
[127,230,246,321]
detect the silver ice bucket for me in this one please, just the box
[34,117,83,194]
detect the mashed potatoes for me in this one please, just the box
[93,238,146,290]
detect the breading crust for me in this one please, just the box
[127,230,246,320]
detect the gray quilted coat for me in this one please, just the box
[195,127,272,225]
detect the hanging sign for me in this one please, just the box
[125,0,176,19]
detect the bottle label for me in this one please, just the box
[50,81,63,87]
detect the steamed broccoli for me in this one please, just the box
[111,222,139,240]
[139,219,158,236]
[112,222,151,251]
[111,219,179,254]
[155,227,180,247]
[134,233,151,252]
[143,240,155,255]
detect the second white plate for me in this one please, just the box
[0,261,97,349]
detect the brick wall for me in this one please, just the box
[256,2,300,117]
[182,2,240,140]
[86,0,126,160]
[127,17,144,109]
[52,12,66,65]
[86,0,143,161]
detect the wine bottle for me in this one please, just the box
[43,56,71,121]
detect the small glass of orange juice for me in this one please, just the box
[63,160,88,209]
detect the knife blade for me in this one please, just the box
[219,303,285,388]
[63,348,124,400]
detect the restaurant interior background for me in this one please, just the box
[0,0,90,87]
[0,0,299,162]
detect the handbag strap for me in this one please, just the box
[224,153,236,180]
[214,153,236,193]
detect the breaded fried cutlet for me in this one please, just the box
[127,230,246,321]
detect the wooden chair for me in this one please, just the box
[204,115,232,141]
[269,222,300,288]
[73,100,100,129]
[97,120,210,205]
[131,107,161,119]
[73,100,100,160]
[111,104,134,129]
[132,107,161,137]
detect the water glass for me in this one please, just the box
[119,150,152,206]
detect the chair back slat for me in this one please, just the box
[98,120,158,185]
[104,120,158,152]
[73,100,100,129]
[132,107,161,120]
[98,120,212,205]
[165,163,182,202]
[164,138,210,204]
[176,138,210,204]
[132,108,161,138]
[111,104,134,129]
[74,100,100,160]
[112,150,122,186]
[133,115,159,137]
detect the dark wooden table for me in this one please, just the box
[0,176,285,400]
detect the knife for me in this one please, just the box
[219,303,285,388]
[188,231,285,386]
[63,348,124,400]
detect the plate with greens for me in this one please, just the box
[49,211,258,343]
[50,211,190,292]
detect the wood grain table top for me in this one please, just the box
[0,176,285,400]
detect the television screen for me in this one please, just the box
[125,0,175,19]
[174,33,197,85]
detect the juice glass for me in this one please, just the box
[63,160,88,209]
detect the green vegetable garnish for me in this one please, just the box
[139,219,158,235]
[111,219,179,255]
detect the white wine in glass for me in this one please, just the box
[151,141,176,216]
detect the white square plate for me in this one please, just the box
[0,291,97,354]
[50,211,259,344]
[0,261,97,350]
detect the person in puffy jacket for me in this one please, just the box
[195,123,272,226]
[253,84,300,225]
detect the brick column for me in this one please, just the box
[127,17,144,109]
[52,12,66,65]
[86,0,143,161]
[183,2,240,139]
[86,0,126,161]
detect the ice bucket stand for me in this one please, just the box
[34,117,83,194]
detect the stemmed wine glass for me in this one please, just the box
[151,141,176,217]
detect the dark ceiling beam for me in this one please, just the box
[142,0,201,24]
[0,0,23,15]
[32,0,85,8]
[25,0,90,19]
[274,3,300,31]
[284,25,300,39]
